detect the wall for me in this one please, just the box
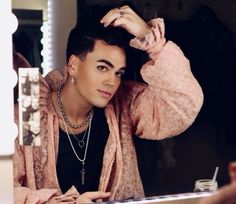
[12,0,47,20]
[49,0,77,70]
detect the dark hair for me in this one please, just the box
[66,15,133,63]
[66,5,148,81]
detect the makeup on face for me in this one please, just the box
[70,40,126,108]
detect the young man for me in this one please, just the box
[13,5,203,203]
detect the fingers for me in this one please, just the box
[84,191,111,200]
[100,6,132,27]
[100,5,150,38]
[76,191,110,203]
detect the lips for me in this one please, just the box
[98,89,112,98]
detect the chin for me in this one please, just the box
[94,103,107,108]
[92,101,109,108]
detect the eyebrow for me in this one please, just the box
[97,59,126,70]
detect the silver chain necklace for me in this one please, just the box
[61,109,93,185]
[67,121,89,148]
[56,83,94,129]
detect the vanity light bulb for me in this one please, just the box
[9,13,18,34]
[10,68,18,88]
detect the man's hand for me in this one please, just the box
[76,191,111,203]
[100,5,151,39]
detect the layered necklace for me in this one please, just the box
[57,83,93,129]
[56,83,94,185]
[68,125,89,148]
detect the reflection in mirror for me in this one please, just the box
[9,0,236,203]
[12,0,48,75]
[12,9,43,71]
[78,0,236,197]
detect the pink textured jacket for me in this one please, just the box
[13,19,203,204]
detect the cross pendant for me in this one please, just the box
[80,163,86,185]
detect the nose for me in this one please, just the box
[104,74,116,87]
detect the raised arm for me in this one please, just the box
[101,5,203,140]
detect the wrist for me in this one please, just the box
[138,25,151,39]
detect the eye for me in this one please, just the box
[115,70,125,78]
[97,65,108,72]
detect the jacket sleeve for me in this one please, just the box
[13,100,59,204]
[13,81,79,204]
[129,18,204,140]
[13,143,78,204]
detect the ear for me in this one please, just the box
[67,55,80,75]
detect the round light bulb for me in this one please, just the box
[9,13,18,34]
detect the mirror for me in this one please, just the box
[77,0,236,196]
[12,0,236,199]
[12,9,43,70]
[12,0,47,71]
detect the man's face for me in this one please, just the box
[72,40,126,108]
